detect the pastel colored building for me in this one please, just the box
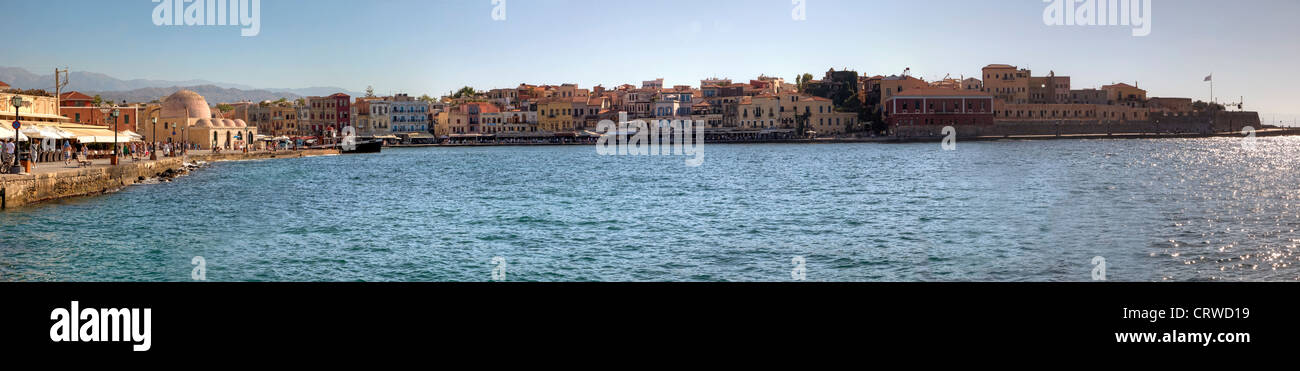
[884,90,995,127]
[389,94,428,133]
[58,91,141,132]
[981,64,1031,104]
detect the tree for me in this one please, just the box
[365,86,375,98]
[453,86,478,99]
[216,104,234,112]
[795,111,811,138]
[796,73,814,92]
[92,94,103,105]
[418,94,436,103]
[1192,100,1225,111]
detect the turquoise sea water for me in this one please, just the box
[2,137,1298,281]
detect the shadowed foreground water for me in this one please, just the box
[2,137,1298,281]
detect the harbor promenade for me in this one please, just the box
[0,148,338,210]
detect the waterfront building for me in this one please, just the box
[58,91,141,132]
[736,95,781,129]
[481,111,506,134]
[389,94,430,140]
[878,75,930,107]
[690,100,724,128]
[365,99,392,136]
[1067,89,1109,105]
[653,90,693,118]
[295,103,311,137]
[1101,83,1147,106]
[263,104,299,137]
[464,101,499,134]
[538,98,576,132]
[305,93,351,137]
[2,90,67,131]
[148,90,257,150]
[555,84,588,99]
[981,64,1031,104]
[1028,72,1071,104]
[500,109,536,133]
[796,96,856,135]
[436,109,466,135]
[883,90,995,127]
[990,101,1150,123]
[641,78,664,90]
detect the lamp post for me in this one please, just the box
[9,95,23,169]
[170,122,177,157]
[150,115,158,160]
[100,105,120,165]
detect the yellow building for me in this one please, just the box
[791,96,855,136]
[538,99,576,132]
[981,64,1031,104]
[1101,83,1147,105]
[879,75,930,107]
[992,102,1150,123]
[736,95,782,129]
[147,90,258,150]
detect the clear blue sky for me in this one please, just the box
[3,0,1297,122]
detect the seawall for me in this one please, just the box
[1,149,339,210]
[1,158,184,210]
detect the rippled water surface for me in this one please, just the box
[2,137,1298,281]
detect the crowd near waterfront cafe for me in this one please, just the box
[2,92,146,171]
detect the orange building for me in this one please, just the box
[59,91,141,132]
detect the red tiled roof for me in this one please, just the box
[60,91,93,100]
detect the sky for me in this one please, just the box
[2,0,1298,122]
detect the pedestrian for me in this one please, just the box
[4,138,15,165]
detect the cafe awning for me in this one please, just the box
[63,127,136,143]
[19,124,75,139]
[0,126,30,141]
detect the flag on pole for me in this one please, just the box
[1204,74,1213,82]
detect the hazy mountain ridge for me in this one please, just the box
[88,85,304,105]
[0,66,360,100]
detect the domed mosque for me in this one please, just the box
[145,90,257,150]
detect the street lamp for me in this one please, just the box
[9,95,23,169]
[100,105,120,165]
[150,115,158,160]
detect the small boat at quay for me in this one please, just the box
[308,138,384,154]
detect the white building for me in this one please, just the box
[388,94,428,133]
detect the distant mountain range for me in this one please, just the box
[0,66,362,103]
[87,85,305,105]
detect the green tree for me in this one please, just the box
[796,73,814,92]
[452,86,478,99]
[365,86,375,98]
[92,94,103,105]
[216,104,234,112]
